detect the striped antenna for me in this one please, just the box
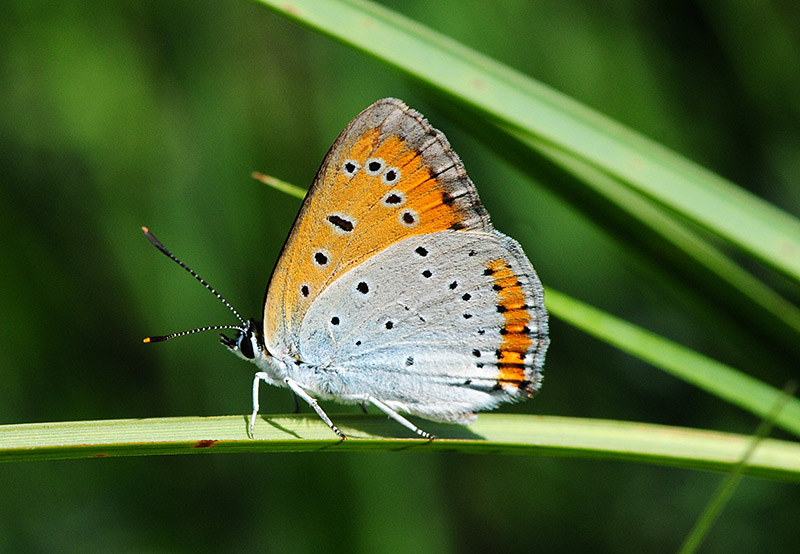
[144,325,242,344]
[141,226,246,343]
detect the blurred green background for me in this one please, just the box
[2,1,799,552]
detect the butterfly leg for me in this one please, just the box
[249,372,270,438]
[284,377,346,440]
[344,394,435,439]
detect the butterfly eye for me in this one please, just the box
[381,167,400,185]
[341,159,360,178]
[365,158,385,176]
[237,330,255,359]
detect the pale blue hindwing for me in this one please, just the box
[280,229,548,424]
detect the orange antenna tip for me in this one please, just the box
[143,337,152,343]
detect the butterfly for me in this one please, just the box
[144,98,549,439]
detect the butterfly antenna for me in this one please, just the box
[141,226,247,329]
[144,325,243,344]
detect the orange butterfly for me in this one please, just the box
[145,98,549,439]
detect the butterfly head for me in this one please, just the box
[220,318,266,362]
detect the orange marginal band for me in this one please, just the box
[486,258,533,391]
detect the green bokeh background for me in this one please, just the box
[2,1,799,552]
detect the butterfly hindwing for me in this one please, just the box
[297,229,548,424]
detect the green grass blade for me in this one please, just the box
[503,125,800,351]
[1,415,799,482]
[251,172,307,200]
[254,0,800,284]
[547,289,800,440]
[677,382,798,554]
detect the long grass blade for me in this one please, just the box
[677,382,798,554]
[1,414,800,482]
[547,289,800,440]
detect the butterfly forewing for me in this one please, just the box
[263,98,492,356]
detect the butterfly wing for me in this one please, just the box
[262,98,548,422]
[297,228,548,423]
[264,98,494,357]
